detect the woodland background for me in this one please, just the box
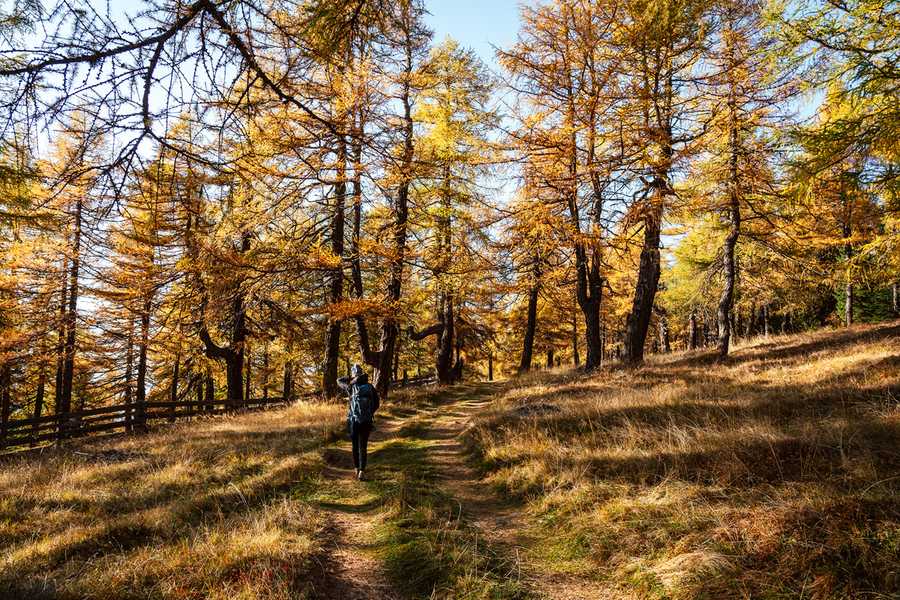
[0,0,897,444]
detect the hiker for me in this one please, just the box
[338,364,380,481]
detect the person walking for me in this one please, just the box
[338,364,379,481]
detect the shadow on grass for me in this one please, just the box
[467,322,900,599]
[0,411,344,597]
[661,321,900,369]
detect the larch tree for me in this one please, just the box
[351,0,431,397]
[696,0,793,359]
[406,38,497,384]
[618,0,713,364]
[500,0,618,371]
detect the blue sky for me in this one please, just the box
[425,0,524,70]
[99,0,525,71]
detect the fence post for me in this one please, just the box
[169,356,179,423]
[0,367,10,448]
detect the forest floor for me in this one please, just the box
[1,321,899,599]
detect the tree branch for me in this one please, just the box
[407,323,443,341]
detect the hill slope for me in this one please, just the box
[1,321,898,599]
[467,321,900,598]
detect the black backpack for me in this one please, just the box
[351,383,377,424]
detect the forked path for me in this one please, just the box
[307,381,614,599]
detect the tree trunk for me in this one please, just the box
[283,359,293,402]
[583,298,602,368]
[32,361,46,446]
[893,282,899,315]
[373,20,417,398]
[434,158,455,385]
[60,196,82,437]
[135,297,150,431]
[393,334,402,383]
[716,190,740,358]
[689,311,698,350]
[624,198,662,364]
[353,22,415,399]
[717,19,742,361]
[195,374,204,414]
[205,368,215,412]
[487,352,494,381]
[572,313,580,366]
[600,322,606,363]
[226,357,243,410]
[744,306,752,337]
[436,294,455,384]
[571,203,603,370]
[169,355,179,423]
[349,105,374,387]
[546,348,554,370]
[124,318,134,432]
[263,344,269,402]
[244,341,251,405]
[452,335,463,382]
[518,264,540,374]
[624,52,673,364]
[658,315,671,353]
[323,132,347,397]
[842,186,854,327]
[373,325,399,398]
[0,364,10,447]
[561,98,605,371]
[845,281,853,327]
[54,254,67,424]
[202,233,251,409]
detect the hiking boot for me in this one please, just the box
[357,470,365,481]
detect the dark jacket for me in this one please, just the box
[338,373,380,423]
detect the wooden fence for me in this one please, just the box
[0,374,436,451]
[0,396,298,451]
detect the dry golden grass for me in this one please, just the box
[0,401,344,599]
[467,321,900,599]
[3,325,898,599]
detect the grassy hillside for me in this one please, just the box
[0,402,345,599]
[2,322,898,600]
[467,321,900,599]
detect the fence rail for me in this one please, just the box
[0,395,299,451]
[0,374,436,451]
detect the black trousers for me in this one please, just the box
[349,420,373,471]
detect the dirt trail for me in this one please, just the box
[418,385,524,549]
[308,381,618,600]
[307,417,403,600]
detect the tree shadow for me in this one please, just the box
[661,321,900,369]
[0,413,344,591]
